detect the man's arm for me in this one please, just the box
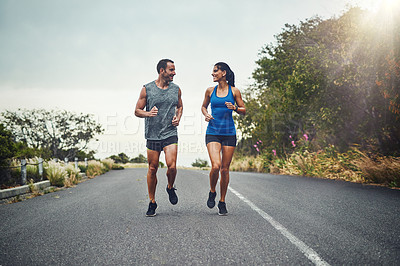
[135,86,158,118]
[172,88,183,126]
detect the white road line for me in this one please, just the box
[228,186,330,266]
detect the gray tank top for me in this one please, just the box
[144,80,179,140]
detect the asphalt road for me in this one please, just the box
[0,168,399,265]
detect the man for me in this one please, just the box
[135,59,183,217]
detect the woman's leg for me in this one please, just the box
[219,145,235,202]
[206,142,222,193]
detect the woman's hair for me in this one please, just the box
[215,62,235,87]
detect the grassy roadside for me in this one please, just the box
[231,148,400,189]
[1,158,127,204]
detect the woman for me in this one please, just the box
[201,62,246,215]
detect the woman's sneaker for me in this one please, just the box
[146,201,157,217]
[217,201,228,216]
[207,191,217,208]
[166,186,178,205]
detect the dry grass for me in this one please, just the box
[280,150,364,183]
[356,156,400,186]
[123,163,148,168]
[101,158,114,171]
[28,178,42,197]
[233,148,399,187]
[86,160,106,178]
[45,161,68,186]
[64,164,81,187]
[231,156,265,172]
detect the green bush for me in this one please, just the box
[4,166,21,188]
[0,124,16,162]
[112,164,124,170]
[26,164,41,182]
[77,161,88,173]
[78,164,87,173]
[5,159,43,187]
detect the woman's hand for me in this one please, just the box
[225,102,236,110]
[205,113,214,122]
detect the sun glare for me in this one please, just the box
[370,0,399,13]
[350,0,399,13]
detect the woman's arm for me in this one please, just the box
[201,87,214,122]
[232,87,246,115]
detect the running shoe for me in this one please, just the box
[146,201,157,217]
[217,201,228,216]
[207,191,217,208]
[166,186,178,205]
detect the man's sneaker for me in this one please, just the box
[207,191,217,208]
[146,201,157,217]
[218,201,228,216]
[166,186,178,205]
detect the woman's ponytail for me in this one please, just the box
[226,70,235,87]
[215,62,235,87]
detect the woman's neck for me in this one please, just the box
[217,81,229,90]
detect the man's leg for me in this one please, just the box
[163,143,178,189]
[147,149,161,203]
[164,143,178,205]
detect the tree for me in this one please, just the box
[0,124,17,186]
[0,124,16,166]
[236,7,400,156]
[236,16,325,154]
[75,150,96,161]
[191,158,209,168]
[109,153,130,164]
[130,154,147,163]
[1,109,104,159]
[0,123,49,161]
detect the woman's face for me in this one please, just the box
[212,66,226,82]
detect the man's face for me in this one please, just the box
[161,62,176,82]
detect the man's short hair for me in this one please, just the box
[157,59,174,74]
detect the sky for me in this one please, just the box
[0,0,379,166]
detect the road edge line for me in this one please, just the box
[228,186,330,266]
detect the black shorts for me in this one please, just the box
[205,134,237,147]
[146,136,178,152]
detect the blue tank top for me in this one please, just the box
[206,85,236,136]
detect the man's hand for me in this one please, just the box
[172,115,180,126]
[148,106,158,117]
